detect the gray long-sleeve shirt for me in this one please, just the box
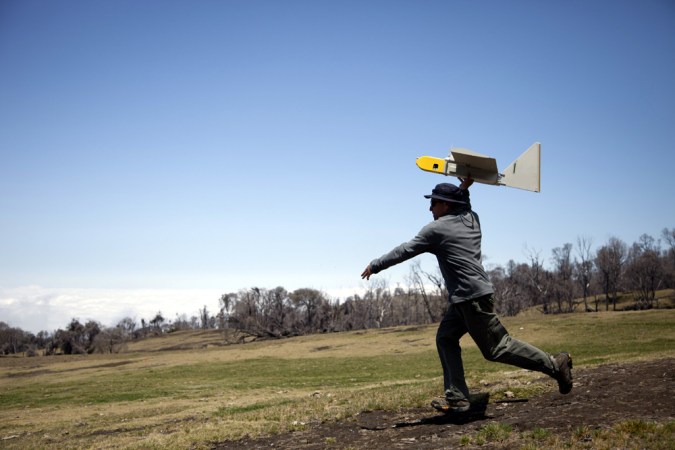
[369,208,494,304]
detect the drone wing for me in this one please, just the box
[449,148,500,184]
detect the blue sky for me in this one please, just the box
[1,0,674,333]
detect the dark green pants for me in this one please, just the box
[436,294,556,401]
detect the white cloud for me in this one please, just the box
[0,284,398,334]
[0,286,223,334]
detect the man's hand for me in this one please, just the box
[361,265,373,280]
[458,176,474,190]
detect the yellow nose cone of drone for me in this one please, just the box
[416,156,446,174]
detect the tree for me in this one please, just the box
[0,322,34,355]
[489,260,530,316]
[228,288,275,339]
[662,227,675,287]
[524,247,553,313]
[625,234,663,309]
[264,286,292,335]
[551,243,575,313]
[398,281,426,325]
[574,236,595,312]
[361,279,393,328]
[35,330,52,354]
[290,288,329,333]
[83,320,102,353]
[218,292,237,329]
[199,305,211,329]
[337,295,365,331]
[171,313,192,331]
[149,312,166,334]
[406,260,445,322]
[229,288,260,340]
[116,317,137,339]
[595,237,627,311]
[92,327,127,353]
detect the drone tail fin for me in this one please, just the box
[500,142,541,192]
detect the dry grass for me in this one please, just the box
[1,309,674,449]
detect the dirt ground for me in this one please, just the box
[213,358,675,449]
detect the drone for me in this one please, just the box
[416,142,541,192]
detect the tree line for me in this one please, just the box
[2,228,673,356]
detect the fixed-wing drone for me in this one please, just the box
[416,142,541,192]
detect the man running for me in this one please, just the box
[361,180,573,412]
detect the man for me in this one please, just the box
[361,180,573,413]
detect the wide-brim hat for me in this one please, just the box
[424,183,468,204]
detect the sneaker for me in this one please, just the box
[431,397,470,413]
[551,352,573,394]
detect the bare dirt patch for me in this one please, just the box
[213,358,675,449]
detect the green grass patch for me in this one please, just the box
[502,309,675,366]
[469,422,513,445]
[525,426,552,440]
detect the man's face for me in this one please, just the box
[429,199,450,220]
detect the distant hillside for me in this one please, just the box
[121,289,675,354]
[125,328,227,352]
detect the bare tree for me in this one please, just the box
[199,305,211,329]
[35,330,52,355]
[0,322,34,355]
[83,320,102,353]
[574,236,594,312]
[190,315,200,330]
[362,278,393,328]
[489,260,530,316]
[92,327,127,353]
[524,247,553,313]
[117,317,137,339]
[218,292,237,330]
[290,288,328,333]
[625,234,663,309]
[551,243,575,313]
[264,286,292,335]
[595,237,627,311]
[230,288,262,339]
[172,313,192,331]
[338,295,366,331]
[227,288,294,339]
[407,260,445,322]
[400,279,426,325]
[662,227,675,287]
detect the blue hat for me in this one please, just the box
[424,183,468,204]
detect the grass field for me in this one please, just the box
[1,308,674,449]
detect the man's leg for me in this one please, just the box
[435,304,470,400]
[457,295,556,376]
